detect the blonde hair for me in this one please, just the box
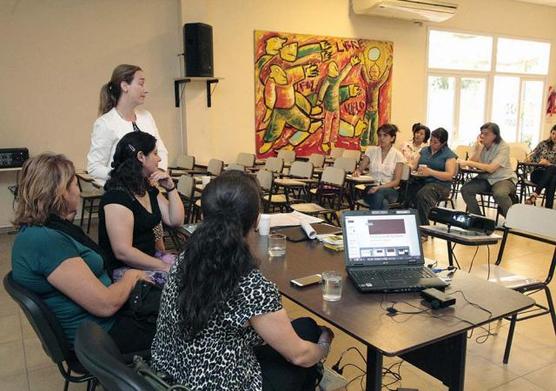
[98,64,142,115]
[13,153,76,227]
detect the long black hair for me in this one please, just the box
[412,122,431,143]
[105,131,157,196]
[176,170,261,338]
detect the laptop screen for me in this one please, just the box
[342,210,423,266]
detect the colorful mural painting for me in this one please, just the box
[254,30,393,158]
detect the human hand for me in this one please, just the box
[124,269,151,284]
[352,169,361,177]
[150,170,174,191]
[367,185,380,194]
[539,158,551,166]
[418,166,431,176]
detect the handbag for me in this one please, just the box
[123,281,162,324]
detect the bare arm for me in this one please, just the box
[459,158,500,173]
[250,309,328,367]
[150,171,184,227]
[379,162,403,189]
[47,258,144,317]
[104,204,170,271]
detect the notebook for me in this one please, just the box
[341,209,448,293]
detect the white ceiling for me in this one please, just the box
[513,0,556,6]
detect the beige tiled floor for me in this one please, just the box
[1,201,555,390]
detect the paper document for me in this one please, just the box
[269,211,323,227]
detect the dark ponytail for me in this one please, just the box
[98,64,142,115]
[104,131,156,196]
[175,171,261,338]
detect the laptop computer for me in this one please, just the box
[341,209,448,293]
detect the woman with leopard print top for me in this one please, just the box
[151,171,333,390]
[525,125,556,208]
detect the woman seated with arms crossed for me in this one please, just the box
[525,124,556,208]
[458,122,517,217]
[151,171,334,391]
[11,153,156,352]
[99,131,184,285]
[353,123,406,210]
[401,122,431,166]
[406,128,457,238]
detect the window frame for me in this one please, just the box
[426,27,550,147]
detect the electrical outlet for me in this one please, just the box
[319,365,349,391]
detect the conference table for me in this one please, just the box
[247,230,534,390]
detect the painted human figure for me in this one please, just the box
[317,56,361,153]
[260,64,322,154]
[361,47,393,147]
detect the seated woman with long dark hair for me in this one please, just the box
[525,124,556,208]
[151,171,333,391]
[11,153,157,352]
[99,131,184,285]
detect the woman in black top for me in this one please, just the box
[99,131,184,284]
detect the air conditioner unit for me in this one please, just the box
[353,0,458,23]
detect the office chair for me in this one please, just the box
[3,272,95,391]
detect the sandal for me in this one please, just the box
[525,193,538,205]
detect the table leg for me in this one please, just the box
[366,346,383,391]
[447,239,455,267]
[401,332,467,391]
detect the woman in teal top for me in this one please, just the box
[405,128,457,233]
[11,153,156,352]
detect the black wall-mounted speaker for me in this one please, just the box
[183,23,214,77]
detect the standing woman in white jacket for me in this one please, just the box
[87,64,168,185]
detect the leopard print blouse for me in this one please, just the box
[151,255,283,390]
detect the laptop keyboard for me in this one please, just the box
[350,267,435,283]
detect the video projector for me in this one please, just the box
[428,207,496,235]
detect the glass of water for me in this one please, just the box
[268,233,286,257]
[322,271,342,302]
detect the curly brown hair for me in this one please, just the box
[13,153,75,227]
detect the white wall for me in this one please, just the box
[0,0,181,227]
[179,0,556,164]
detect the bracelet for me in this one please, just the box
[164,186,177,192]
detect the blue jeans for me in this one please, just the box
[363,188,399,210]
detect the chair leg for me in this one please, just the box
[79,198,86,228]
[63,379,70,391]
[503,313,517,364]
[86,199,94,233]
[545,286,556,335]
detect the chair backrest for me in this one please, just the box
[289,161,313,179]
[207,159,224,176]
[176,175,194,199]
[76,174,101,194]
[320,166,346,187]
[226,163,245,172]
[508,142,531,161]
[236,153,255,167]
[176,155,195,170]
[505,204,556,240]
[264,157,284,173]
[308,153,325,168]
[454,145,471,160]
[256,169,273,192]
[277,149,296,164]
[330,148,345,159]
[342,149,361,161]
[333,157,357,173]
[75,322,155,391]
[3,272,71,366]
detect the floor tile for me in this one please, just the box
[0,314,22,344]
[23,337,55,371]
[27,366,89,391]
[489,377,545,391]
[524,363,556,390]
[0,372,29,391]
[0,340,26,378]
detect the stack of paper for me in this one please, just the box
[269,211,323,228]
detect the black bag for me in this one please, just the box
[122,281,162,324]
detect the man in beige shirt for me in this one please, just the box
[458,122,517,217]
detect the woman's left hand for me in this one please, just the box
[419,166,432,176]
[149,170,174,190]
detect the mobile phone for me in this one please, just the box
[290,274,322,287]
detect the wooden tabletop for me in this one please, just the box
[247,232,534,356]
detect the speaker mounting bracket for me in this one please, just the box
[174,77,221,108]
